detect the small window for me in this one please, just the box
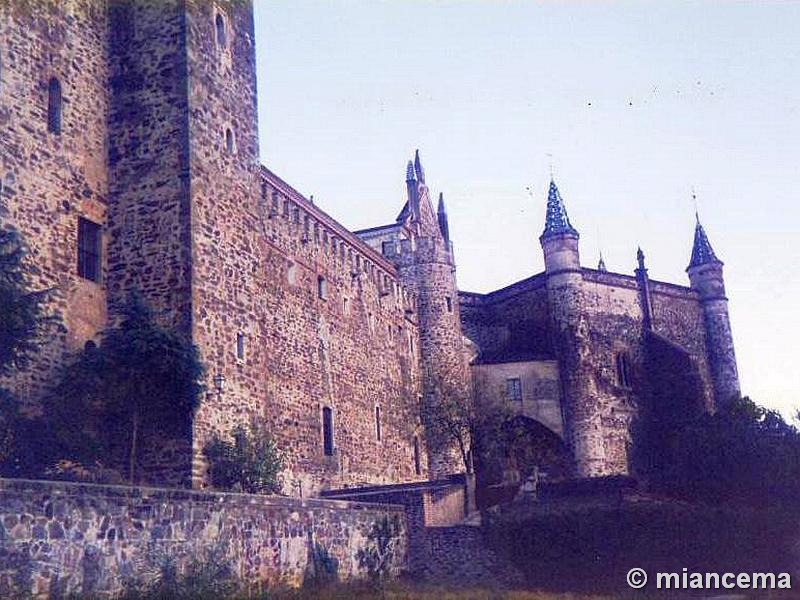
[317,275,327,299]
[616,352,632,388]
[215,13,227,48]
[445,296,453,312]
[382,241,394,256]
[322,406,334,456]
[375,406,382,441]
[84,340,97,352]
[342,297,349,315]
[48,77,62,134]
[236,332,245,361]
[506,377,522,401]
[225,128,234,154]
[413,436,421,476]
[77,217,101,282]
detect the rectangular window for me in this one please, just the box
[317,275,327,299]
[77,217,101,283]
[375,406,382,441]
[413,436,421,476]
[382,241,394,256]
[236,333,246,361]
[322,406,334,456]
[446,296,453,312]
[506,377,523,401]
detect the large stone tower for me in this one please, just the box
[686,215,740,409]
[393,152,472,477]
[107,0,259,332]
[540,180,606,477]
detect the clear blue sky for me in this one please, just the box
[253,1,800,417]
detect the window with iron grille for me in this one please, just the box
[506,377,522,401]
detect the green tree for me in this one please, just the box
[49,293,204,483]
[0,226,51,375]
[641,395,800,508]
[0,224,52,475]
[204,423,285,494]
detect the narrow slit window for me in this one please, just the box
[317,275,327,299]
[413,436,421,476]
[322,406,334,456]
[616,352,632,388]
[375,406,382,441]
[225,128,234,154]
[236,332,246,361]
[48,77,62,134]
[446,296,453,312]
[215,13,227,48]
[77,217,101,282]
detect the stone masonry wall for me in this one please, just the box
[0,0,109,409]
[0,478,407,598]
[460,263,715,478]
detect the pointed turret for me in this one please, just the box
[437,192,450,243]
[540,179,580,275]
[541,179,578,240]
[635,247,653,331]
[414,149,425,184]
[687,214,721,269]
[597,252,607,272]
[685,214,740,409]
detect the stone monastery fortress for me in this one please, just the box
[0,0,740,496]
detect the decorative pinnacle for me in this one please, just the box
[406,160,416,182]
[688,217,721,269]
[637,246,646,271]
[437,192,450,242]
[598,251,607,272]
[541,179,578,239]
[414,149,425,183]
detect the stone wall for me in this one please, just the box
[0,478,407,598]
[0,0,110,409]
[460,263,716,478]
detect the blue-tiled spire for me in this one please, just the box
[688,214,721,269]
[541,179,578,238]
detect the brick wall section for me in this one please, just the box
[0,0,109,409]
[0,478,407,598]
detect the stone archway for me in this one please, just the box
[474,415,572,508]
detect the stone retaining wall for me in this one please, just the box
[0,478,407,598]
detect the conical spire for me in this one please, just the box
[406,160,416,182]
[414,149,425,183]
[437,192,450,242]
[688,214,721,269]
[541,179,578,239]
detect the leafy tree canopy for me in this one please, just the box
[47,293,205,483]
[0,226,51,376]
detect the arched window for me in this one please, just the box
[225,128,234,154]
[48,77,62,134]
[616,352,632,388]
[215,13,227,48]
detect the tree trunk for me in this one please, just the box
[129,409,139,485]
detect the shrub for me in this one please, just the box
[204,423,285,494]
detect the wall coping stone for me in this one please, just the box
[0,477,406,513]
